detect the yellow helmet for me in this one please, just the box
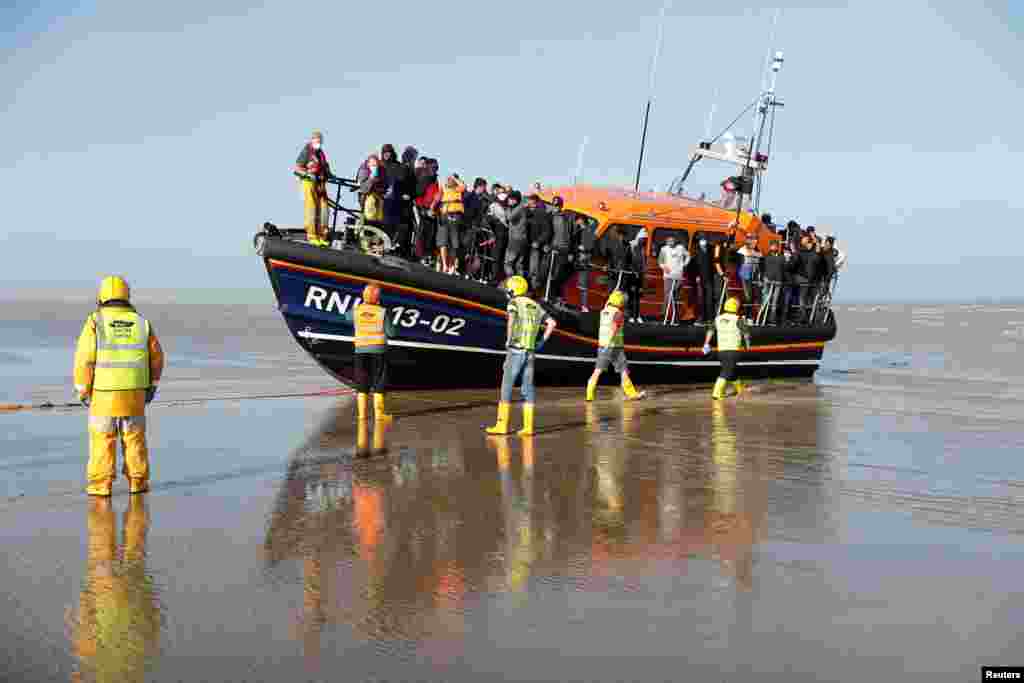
[504,275,529,298]
[724,297,740,314]
[97,275,130,304]
[607,290,627,309]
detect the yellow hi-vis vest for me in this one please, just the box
[353,304,387,352]
[715,313,743,351]
[508,296,544,351]
[598,305,624,348]
[93,309,151,391]
[440,186,464,215]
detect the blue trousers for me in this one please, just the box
[499,349,535,403]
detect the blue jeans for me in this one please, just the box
[500,349,535,403]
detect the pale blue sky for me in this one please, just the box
[1,0,1021,301]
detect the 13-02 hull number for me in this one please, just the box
[391,306,465,336]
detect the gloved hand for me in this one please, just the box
[535,336,548,352]
[79,393,91,407]
[145,386,158,404]
[702,343,712,355]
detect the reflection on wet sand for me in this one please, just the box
[72,497,162,683]
[264,390,825,671]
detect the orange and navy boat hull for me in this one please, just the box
[258,234,834,390]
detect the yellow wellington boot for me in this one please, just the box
[622,374,646,401]
[357,393,369,421]
[711,378,727,400]
[486,402,511,435]
[373,393,393,423]
[373,419,388,454]
[732,380,744,397]
[356,419,370,456]
[585,375,598,402]
[517,403,535,436]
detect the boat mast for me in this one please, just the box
[752,51,784,213]
[633,0,669,193]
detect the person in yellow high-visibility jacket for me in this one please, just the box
[74,276,164,496]
[486,276,556,436]
[346,283,396,424]
[585,290,646,402]
[703,296,752,399]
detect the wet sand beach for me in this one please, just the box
[2,301,1023,682]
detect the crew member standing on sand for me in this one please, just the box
[486,276,557,436]
[703,296,752,399]
[585,290,646,402]
[294,130,332,246]
[348,284,395,423]
[74,276,164,496]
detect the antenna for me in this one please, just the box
[752,8,781,139]
[574,135,589,184]
[633,0,670,193]
[704,88,718,142]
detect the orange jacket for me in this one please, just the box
[73,306,165,417]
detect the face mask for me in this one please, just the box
[311,142,321,150]
[699,239,707,248]
[497,193,508,202]
[371,166,379,176]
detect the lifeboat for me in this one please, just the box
[254,182,836,390]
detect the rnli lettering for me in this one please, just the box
[303,286,359,315]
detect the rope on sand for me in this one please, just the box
[0,388,353,413]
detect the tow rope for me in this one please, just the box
[0,388,353,413]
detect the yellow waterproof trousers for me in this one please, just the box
[302,179,328,244]
[87,416,149,495]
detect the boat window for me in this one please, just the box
[650,228,689,257]
[690,230,730,251]
[599,223,642,257]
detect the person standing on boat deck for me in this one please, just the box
[736,233,763,315]
[692,236,716,324]
[526,193,553,292]
[394,146,419,258]
[486,275,557,436]
[437,174,466,275]
[713,234,737,316]
[504,191,529,278]
[414,159,441,265]
[794,234,823,323]
[357,155,386,223]
[380,144,407,254]
[606,226,630,292]
[487,190,511,285]
[627,228,647,322]
[658,235,688,323]
[703,296,752,399]
[295,130,332,246]
[760,240,787,325]
[461,178,491,278]
[74,276,164,496]
[585,290,646,402]
[346,284,395,424]
[547,197,573,301]
[575,214,595,311]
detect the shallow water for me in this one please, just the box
[1,302,1022,682]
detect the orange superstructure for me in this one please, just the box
[538,184,771,320]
